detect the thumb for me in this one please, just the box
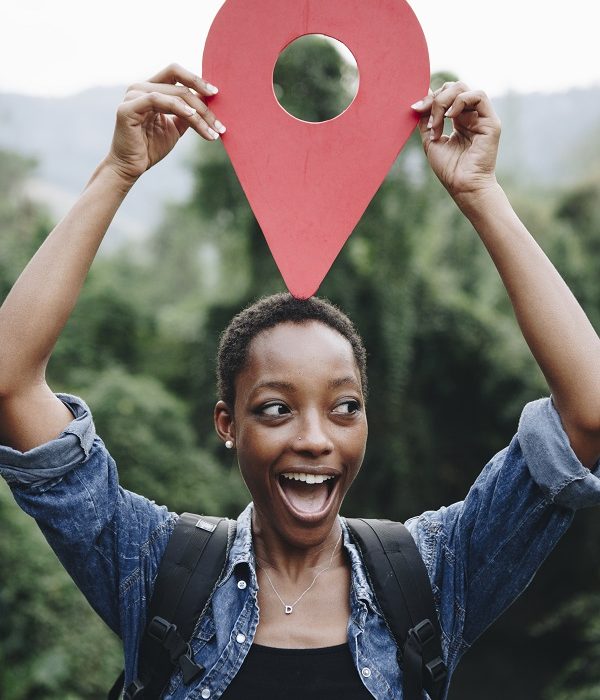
[411,95,433,148]
[415,114,431,146]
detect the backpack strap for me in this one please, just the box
[346,518,447,700]
[110,513,233,700]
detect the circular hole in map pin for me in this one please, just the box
[273,34,359,123]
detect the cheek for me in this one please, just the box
[340,423,368,469]
[356,417,369,449]
[235,430,283,485]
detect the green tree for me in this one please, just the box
[0,150,53,299]
[0,487,122,699]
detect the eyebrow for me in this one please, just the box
[251,380,296,394]
[250,376,360,395]
[328,376,361,390]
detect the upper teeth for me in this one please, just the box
[282,472,335,484]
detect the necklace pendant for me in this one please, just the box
[284,605,293,615]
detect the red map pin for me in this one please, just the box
[203,0,429,298]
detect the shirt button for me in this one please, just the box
[237,580,247,590]
[361,667,372,678]
[236,633,246,644]
[201,690,211,699]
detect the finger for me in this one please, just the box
[128,81,226,134]
[172,115,191,138]
[428,81,471,141]
[415,109,433,148]
[122,92,221,141]
[444,89,500,125]
[410,94,433,113]
[148,63,219,97]
[411,87,437,147]
[411,93,434,151]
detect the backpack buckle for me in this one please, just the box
[179,648,205,684]
[147,616,204,685]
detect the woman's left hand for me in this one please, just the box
[411,82,501,201]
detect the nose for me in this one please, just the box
[293,411,334,456]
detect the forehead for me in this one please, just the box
[239,321,360,391]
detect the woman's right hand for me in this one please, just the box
[105,63,226,185]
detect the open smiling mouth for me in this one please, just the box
[277,472,340,520]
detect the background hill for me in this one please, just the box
[1,84,599,248]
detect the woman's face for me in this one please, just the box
[216,320,368,548]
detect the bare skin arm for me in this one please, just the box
[0,64,224,452]
[413,83,600,467]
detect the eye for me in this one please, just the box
[332,399,361,415]
[260,402,291,417]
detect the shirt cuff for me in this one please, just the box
[519,397,600,509]
[0,394,96,487]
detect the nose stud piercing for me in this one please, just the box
[225,440,234,449]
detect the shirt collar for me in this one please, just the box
[222,502,255,583]
[340,517,380,611]
[222,504,379,612]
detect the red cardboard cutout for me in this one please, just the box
[203,0,429,298]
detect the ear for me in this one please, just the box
[214,400,235,446]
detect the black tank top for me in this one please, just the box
[220,643,374,699]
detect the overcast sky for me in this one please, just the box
[2,1,599,98]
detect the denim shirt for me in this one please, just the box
[2,394,600,700]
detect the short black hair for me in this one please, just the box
[217,293,367,410]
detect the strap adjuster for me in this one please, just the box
[147,616,204,685]
[124,678,145,699]
[148,616,176,644]
[409,619,436,648]
[407,619,448,688]
[426,656,448,684]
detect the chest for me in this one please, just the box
[162,557,402,699]
[253,563,351,647]
[219,643,374,700]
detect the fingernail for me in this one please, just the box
[184,105,196,116]
[206,83,219,94]
[208,128,220,140]
[427,115,434,129]
[214,120,227,134]
[411,100,425,110]
[444,108,453,117]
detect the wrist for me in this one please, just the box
[451,180,507,220]
[91,156,141,195]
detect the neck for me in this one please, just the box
[251,509,344,583]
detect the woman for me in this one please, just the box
[1,64,600,699]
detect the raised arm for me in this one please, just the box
[412,82,600,467]
[0,64,224,451]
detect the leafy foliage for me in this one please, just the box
[0,486,122,699]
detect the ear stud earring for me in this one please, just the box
[225,440,234,449]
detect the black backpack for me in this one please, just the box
[110,514,447,700]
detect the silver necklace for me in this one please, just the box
[257,531,343,615]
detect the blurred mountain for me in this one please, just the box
[1,84,599,248]
[495,86,600,186]
[0,87,198,251]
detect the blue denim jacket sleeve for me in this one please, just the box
[406,397,600,672]
[0,393,175,662]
